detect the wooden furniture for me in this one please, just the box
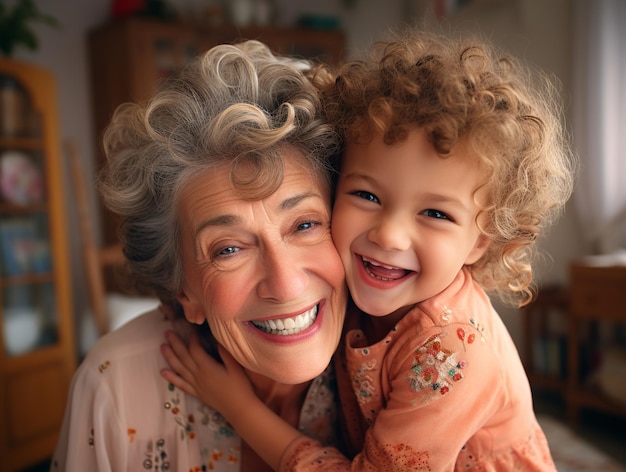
[88,17,346,247]
[567,262,626,425]
[67,140,125,336]
[522,286,569,395]
[0,59,76,471]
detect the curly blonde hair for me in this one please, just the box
[322,30,576,306]
[99,40,340,305]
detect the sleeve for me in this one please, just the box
[51,359,129,471]
[278,322,503,471]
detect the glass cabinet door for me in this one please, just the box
[0,74,58,357]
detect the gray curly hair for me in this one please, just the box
[99,40,340,307]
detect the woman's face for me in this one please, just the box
[177,151,346,385]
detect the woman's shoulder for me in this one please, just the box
[80,308,175,371]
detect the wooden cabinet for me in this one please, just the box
[567,262,626,425]
[0,59,76,471]
[89,17,346,246]
[524,263,626,427]
[522,286,569,395]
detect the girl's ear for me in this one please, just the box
[176,287,206,325]
[465,235,491,265]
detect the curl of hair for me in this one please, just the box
[99,40,340,305]
[321,30,577,306]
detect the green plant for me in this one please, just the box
[0,0,59,56]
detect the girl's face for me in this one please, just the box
[177,151,346,385]
[332,127,489,321]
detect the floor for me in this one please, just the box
[534,391,626,467]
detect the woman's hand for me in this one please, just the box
[160,331,255,417]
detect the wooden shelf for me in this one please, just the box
[89,17,346,251]
[567,262,626,426]
[0,58,76,472]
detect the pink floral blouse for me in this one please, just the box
[280,268,556,471]
[52,309,338,471]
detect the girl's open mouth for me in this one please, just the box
[361,255,412,281]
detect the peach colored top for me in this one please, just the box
[281,268,556,471]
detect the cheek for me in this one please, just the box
[201,274,251,324]
[317,240,346,286]
[331,208,359,254]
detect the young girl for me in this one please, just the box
[161,30,575,470]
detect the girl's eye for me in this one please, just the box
[351,190,380,204]
[422,209,451,220]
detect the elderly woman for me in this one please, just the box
[52,40,347,471]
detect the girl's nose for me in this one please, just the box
[367,214,412,251]
[257,246,309,302]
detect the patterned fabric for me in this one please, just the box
[52,309,338,471]
[280,268,556,471]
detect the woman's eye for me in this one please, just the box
[296,220,323,232]
[215,246,239,257]
[351,190,380,204]
[422,209,451,220]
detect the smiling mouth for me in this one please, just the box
[251,305,318,335]
[361,255,412,281]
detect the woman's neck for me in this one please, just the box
[246,370,310,420]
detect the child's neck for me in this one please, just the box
[360,305,414,344]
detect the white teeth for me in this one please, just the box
[252,305,318,335]
[362,256,399,270]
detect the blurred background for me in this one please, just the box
[1,0,624,470]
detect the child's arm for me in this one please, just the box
[160,331,307,469]
[161,323,507,472]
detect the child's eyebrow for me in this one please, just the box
[341,172,376,184]
[421,193,474,213]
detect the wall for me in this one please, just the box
[10,0,586,352]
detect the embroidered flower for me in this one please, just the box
[353,359,377,405]
[409,334,466,400]
[441,305,452,322]
[469,317,487,342]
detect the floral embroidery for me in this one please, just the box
[469,318,487,342]
[97,360,110,373]
[200,445,240,470]
[441,305,452,322]
[409,334,466,400]
[142,438,170,471]
[201,406,236,439]
[353,358,377,405]
[300,367,338,446]
[164,383,196,440]
[378,441,431,471]
[128,428,136,443]
[456,327,475,351]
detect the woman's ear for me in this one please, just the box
[465,235,491,266]
[176,287,207,325]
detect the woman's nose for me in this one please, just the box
[256,247,309,302]
[367,214,412,251]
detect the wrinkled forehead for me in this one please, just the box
[178,147,330,206]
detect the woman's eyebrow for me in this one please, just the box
[195,214,239,238]
[194,192,322,237]
[280,192,321,211]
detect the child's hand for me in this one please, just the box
[160,331,255,417]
